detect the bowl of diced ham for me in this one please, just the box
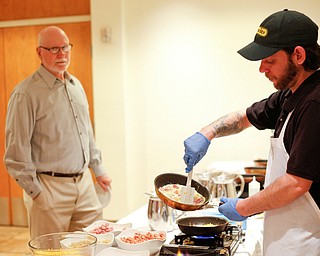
[83,220,132,246]
[115,229,166,255]
[83,220,132,236]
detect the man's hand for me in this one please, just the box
[96,174,112,192]
[218,197,247,221]
[183,132,210,173]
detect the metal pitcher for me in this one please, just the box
[146,194,175,232]
[211,172,245,199]
[195,171,222,197]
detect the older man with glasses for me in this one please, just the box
[4,26,112,239]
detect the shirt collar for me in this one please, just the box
[283,70,320,113]
[37,65,75,89]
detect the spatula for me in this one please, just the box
[180,170,195,204]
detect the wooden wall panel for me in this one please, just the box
[0,28,12,225]
[0,28,8,197]
[0,0,90,21]
[3,27,40,97]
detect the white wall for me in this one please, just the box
[90,0,320,220]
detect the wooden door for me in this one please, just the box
[1,22,93,225]
[0,28,12,225]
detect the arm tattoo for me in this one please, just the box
[211,112,245,138]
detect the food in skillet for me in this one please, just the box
[200,223,219,227]
[159,183,205,205]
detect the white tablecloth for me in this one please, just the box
[117,204,263,256]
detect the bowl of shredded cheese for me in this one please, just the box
[28,232,97,256]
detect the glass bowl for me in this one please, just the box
[28,232,97,256]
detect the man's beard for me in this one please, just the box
[275,56,298,91]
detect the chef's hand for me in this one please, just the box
[218,197,247,221]
[183,132,210,173]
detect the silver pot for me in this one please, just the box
[146,193,176,231]
[211,172,245,198]
[196,171,245,199]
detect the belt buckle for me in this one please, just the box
[73,172,83,182]
[76,172,83,177]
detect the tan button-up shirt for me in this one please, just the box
[4,65,106,198]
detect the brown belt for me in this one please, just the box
[40,172,83,178]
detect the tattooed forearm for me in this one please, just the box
[199,110,250,140]
[211,111,246,138]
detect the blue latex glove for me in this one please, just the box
[218,197,247,221]
[183,132,210,173]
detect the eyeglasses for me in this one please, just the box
[39,44,73,54]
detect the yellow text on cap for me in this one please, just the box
[257,26,268,37]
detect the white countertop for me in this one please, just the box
[117,204,263,256]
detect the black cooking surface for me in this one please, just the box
[160,244,230,255]
[159,225,242,256]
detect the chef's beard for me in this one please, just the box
[274,56,298,91]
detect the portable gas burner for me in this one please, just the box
[159,225,243,256]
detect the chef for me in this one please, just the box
[183,9,320,256]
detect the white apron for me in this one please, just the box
[263,111,320,256]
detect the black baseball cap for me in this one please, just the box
[238,9,318,61]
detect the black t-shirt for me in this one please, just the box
[246,70,320,208]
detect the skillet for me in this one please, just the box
[154,173,210,211]
[176,216,228,236]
